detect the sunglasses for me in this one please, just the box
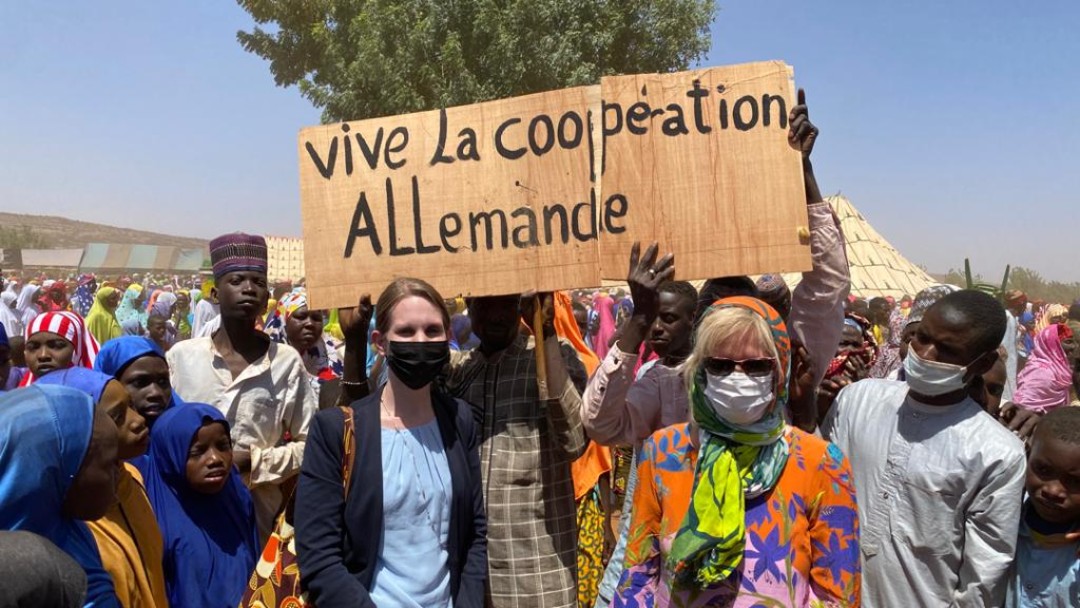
[704,357,776,377]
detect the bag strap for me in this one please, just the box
[338,405,356,497]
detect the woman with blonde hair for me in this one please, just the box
[614,297,860,607]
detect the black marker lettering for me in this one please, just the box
[343,189,381,257]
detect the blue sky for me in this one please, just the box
[2,1,1077,281]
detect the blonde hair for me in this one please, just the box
[683,306,778,392]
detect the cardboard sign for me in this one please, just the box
[598,62,810,281]
[299,61,811,310]
[299,86,603,309]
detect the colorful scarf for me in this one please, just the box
[264,288,343,380]
[667,296,791,588]
[71,275,97,317]
[21,311,101,385]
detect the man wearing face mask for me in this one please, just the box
[822,289,1026,608]
[444,292,587,608]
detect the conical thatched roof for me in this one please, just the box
[781,195,935,299]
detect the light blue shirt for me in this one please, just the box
[370,419,454,608]
[1006,512,1080,608]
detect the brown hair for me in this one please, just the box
[375,278,451,335]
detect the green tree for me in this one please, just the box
[237,0,716,123]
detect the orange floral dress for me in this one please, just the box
[614,424,860,607]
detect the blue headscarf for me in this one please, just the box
[34,367,114,402]
[94,336,167,382]
[143,403,258,608]
[0,385,120,607]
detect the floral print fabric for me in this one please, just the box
[614,423,860,608]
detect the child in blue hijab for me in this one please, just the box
[0,385,121,607]
[143,403,259,607]
[95,336,178,428]
[35,367,167,608]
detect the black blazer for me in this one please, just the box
[296,388,487,608]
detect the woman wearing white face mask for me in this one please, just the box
[612,296,860,608]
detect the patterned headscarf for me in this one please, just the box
[264,288,343,380]
[21,311,101,385]
[115,284,147,330]
[668,296,790,588]
[71,275,97,317]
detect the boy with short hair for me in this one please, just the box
[1007,406,1080,607]
[167,233,316,540]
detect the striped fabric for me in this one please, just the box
[22,311,100,384]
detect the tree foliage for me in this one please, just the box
[236,0,716,123]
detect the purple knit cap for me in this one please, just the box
[209,232,267,279]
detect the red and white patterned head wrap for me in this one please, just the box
[21,311,100,385]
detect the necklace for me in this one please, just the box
[380,395,403,431]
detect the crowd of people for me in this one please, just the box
[0,102,1078,608]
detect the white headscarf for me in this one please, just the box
[0,291,22,337]
[15,285,41,329]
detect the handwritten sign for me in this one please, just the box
[299,86,605,308]
[299,61,811,309]
[598,62,810,281]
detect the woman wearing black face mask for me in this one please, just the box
[295,277,488,608]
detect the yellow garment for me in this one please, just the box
[199,278,215,300]
[85,287,123,345]
[87,464,169,608]
[872,324,886,346]
[575,487,606,608]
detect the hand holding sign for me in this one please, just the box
[788,88,823,205]
[339,294,374,349]
[520,291,556,339]
[788,89,818,158]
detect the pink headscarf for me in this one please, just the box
[592,293,617,361]
[1014,323,1073,413]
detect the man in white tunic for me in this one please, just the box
[168,233,316,540]
[822,289,1026,607]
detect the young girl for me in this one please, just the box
[295,277,487,608]
[37,368,167,608]
[144,403,258,608]
[21,310,100,385]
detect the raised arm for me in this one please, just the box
[582,242,675,445]
[786,90,850,403]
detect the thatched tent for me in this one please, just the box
[779,195,935,299]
